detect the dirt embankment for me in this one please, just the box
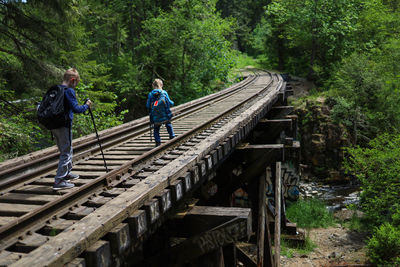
[281,225,369,266]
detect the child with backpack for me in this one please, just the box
[146,78,175,146]
[38,68,92,190]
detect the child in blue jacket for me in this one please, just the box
[52,68,92,190]
[146,79,175,146]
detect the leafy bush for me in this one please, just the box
[0,115,42,161]
[0,81,126,162]
[344,134,400,227]
[367,222,400,266]
[330,97,357,128]
[70,83,126,138]
[286,199,335,229]
[328,96,371,145]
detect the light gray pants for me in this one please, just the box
[51,127,72,181]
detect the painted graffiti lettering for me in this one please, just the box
[196,220,247,253]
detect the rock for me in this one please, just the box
[296,98,352,181]
[334,209,364,221]
[349,192,359,197]
[329,251,338,258]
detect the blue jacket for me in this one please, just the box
[146,89,174,121]
[61,85,89,127]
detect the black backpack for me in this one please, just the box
[37,85,68,129]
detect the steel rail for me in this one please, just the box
[0,75,255,193]
[0,72,270,250]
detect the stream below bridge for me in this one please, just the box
[299,181,361,212]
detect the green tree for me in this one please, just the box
[328,38,400,138]
[0,0,86,95]
[254,0,359,79]
[0,0,241,161]
[137,0,236,103]
[216,0,267,53]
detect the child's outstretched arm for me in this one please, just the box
[65,89,89,113]
[164,91,174,106]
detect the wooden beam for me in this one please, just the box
[106,223,130,257]
[258,118,292,124]
[171,206,252,237]
[267,106,294,119]
[257,170,266,266]
[237,144,284,150]
[223,244,237,267]
[274,162,282,267]
[168,216,251,265]
[127,210,147,238]
[236,149,279,187]
[237,142,300,150]
[65,258,85,267]
[84,240,111,267]
[236,245,257,267]
[264,167,274,267]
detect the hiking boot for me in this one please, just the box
[63,173,80,181]
[53,180,75,191]
[155,142,161,147]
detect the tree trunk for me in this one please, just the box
[308,0,318,80]
[277,33,285,71]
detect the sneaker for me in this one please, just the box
[63,173,80,181]
[53,180,75,191]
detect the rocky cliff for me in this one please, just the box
[295,97,351,182]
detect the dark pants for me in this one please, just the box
[154,121,175,144]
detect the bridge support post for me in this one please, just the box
[151,206,252,266]
[257,166,274,267]
[274,162,282,267]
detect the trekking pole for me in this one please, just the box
[87,101,108,172]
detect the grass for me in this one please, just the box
[280,235,317,258]
[286,198,336,229]
[227,52,265,83]
[233,52,264,70]
[341,204,370,232]
[280,198,335,257]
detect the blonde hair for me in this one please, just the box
[152,78,163,89]
[63,68,80,83]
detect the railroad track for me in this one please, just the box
[0,69,285,266]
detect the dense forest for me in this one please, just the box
[1,0,400,264]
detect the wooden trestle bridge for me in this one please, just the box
[0,69,301,267]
